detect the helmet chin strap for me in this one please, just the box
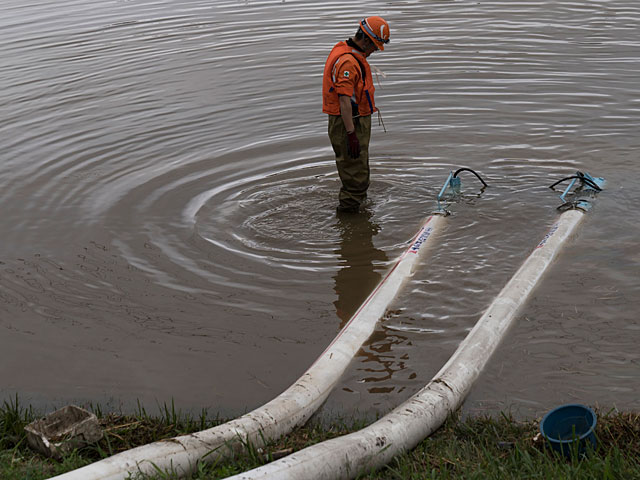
[371,65,386,87]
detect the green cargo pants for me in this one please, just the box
[328,114,372,211]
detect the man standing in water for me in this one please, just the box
[322,16,390,213]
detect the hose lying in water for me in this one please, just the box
[225,172,604,480]
[48,166,491,480]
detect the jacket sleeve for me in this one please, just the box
[332,56,361,97]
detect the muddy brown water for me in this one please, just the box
[1,1,639,421]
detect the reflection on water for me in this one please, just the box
[333,210,387,329]
[358,327,409,395]
[333,210,409,395]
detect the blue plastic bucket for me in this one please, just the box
[540,404,597,456]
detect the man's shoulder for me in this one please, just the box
[335,53,359,67]
[334,54,362,81]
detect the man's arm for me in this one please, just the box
[338,95,360,158]
[338,95,355,133]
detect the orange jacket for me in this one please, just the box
[322,41,376,117]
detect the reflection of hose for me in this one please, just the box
[453,167,488,187]
[549,171,602,191]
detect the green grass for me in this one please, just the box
[2,397,639,479]
[372,412,640,479]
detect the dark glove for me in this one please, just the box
[346,130,361,159]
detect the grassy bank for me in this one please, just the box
[2,397,639,479]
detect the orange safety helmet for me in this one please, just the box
[360,16,390,51]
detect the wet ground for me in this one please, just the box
[1,0,639,419]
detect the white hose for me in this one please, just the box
[48,214,447,480]
[228,209,585,480]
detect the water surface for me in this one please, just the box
[1,0,639,419]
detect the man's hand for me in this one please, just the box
[346,130,361,158]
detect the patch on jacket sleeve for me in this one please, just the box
[343,71,350,78]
